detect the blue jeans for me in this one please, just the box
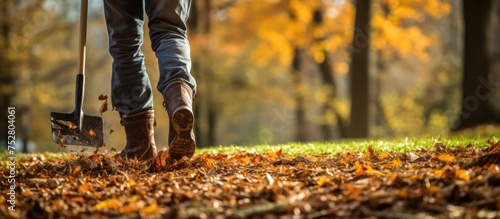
[103,0,196,116]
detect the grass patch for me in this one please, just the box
[2,136,497,161]
[198,136,497,156]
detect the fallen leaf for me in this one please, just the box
[378,152,389,160]
[56,120,78,129]
[438,153,456,162]
[99,100,108,115]
[98,94,108,100]
[95,198,122,211]
[392,159,403,168]
[72,165,82,174]
[267,149,284,160]
[317,177,332,186]
[143,202,159,215]
[355,161,365,176]
[88,129,96,137]
[22,188,33,196]
[455,169,470,182]
[128,178,137,187]
[363,145,376,158]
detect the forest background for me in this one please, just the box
[1,0,499,152]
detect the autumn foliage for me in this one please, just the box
[2,141,500,218]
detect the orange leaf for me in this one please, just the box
[78,182,94,194]
[428,185,441,194]
[23,188,33,196]
[455,169,470,182]
[392,159,403,168]
[316,177,332,186]
[267,149,284,160]
[362,146,376,158]
[213,153,228,160]
[72,165,82,174]
[307,156,319,162]
[72,197,85,203]
[378,152,389,160]
[205,158,217,169]
[398,189,408,199]
[128,178,137,187]
[65,153,78,161]
[346,184,362,197]
[143,203,159,215]
[96,198,122,211]
[354,161,365,176]
[123,205,140,214]
[438,153,455,162]
[88,129,96,137]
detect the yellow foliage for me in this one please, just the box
[226,0,450,66]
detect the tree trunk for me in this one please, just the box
[317,51,348,139]
[317,52,334,140]
[454,0,499,130]
[373,50,392,136]
[349,0,371,138]
[291,48,307,142]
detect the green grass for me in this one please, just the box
[1,136,497,161]
[198,136,497,156]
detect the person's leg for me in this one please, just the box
[145,0,196,92]
[103,0,157,161]
[145,0,196,159]
[104,0,153,115]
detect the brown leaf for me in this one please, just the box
[56,120,78,129]
[98,94,108,100]
[99,100,108,115]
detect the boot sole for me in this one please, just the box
[169,106,196,159]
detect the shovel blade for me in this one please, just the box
[51,112,104,147]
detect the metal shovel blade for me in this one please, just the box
[51,0,103,147]
[51,112,104,147]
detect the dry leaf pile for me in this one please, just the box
[2,141,500,218]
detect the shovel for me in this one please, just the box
[51,0,104,147]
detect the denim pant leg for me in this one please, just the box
[145,0,197,94]
[103,0,154,116]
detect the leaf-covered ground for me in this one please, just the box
[2,141,500,218]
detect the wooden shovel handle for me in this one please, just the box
[77,0,88,76]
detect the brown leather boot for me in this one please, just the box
[162,81,196,160]
[115,109,158,161]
